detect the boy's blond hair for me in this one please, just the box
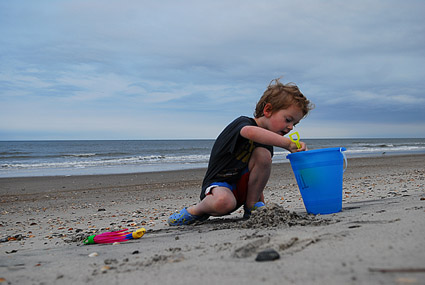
[254,78,313,118]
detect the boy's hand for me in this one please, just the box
[289,141,307,153]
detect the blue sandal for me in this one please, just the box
[243,201,265,219]
[168,208,209,226]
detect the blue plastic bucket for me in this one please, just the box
[286,147,347,215]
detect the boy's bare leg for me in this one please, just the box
[187,187,237,216]
[186,147,271,217]
[245,147,272,209]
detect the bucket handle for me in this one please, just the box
[340,147,348,172]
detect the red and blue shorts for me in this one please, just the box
[204,168,250,210]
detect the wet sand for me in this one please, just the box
[1,155,424,284]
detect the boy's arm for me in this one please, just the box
[240,126,306,153]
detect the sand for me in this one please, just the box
[1,154,424,284]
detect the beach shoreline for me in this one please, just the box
[1,154,424,284]
[1,153,423,193]
[2,137,425,179]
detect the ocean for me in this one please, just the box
[1,138,425,178]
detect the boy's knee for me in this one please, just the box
[216,196,236,214]
[250,147,272,169]
[212,190,237,214]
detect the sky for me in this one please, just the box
[1,0,425,140]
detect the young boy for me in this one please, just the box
[168,78,313,226]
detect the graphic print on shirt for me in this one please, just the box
[235,139,255,163]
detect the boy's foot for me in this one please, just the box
[243,201,265,219]
[167,208,209,226]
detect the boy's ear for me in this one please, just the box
[263,103,273,118]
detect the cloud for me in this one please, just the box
[1,0,424,139]
[324,90,424,106]
[302,119,425,138]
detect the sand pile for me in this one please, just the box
[64,204,329,244]
[239,203,330,229]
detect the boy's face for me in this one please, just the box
[264,104,304,136]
